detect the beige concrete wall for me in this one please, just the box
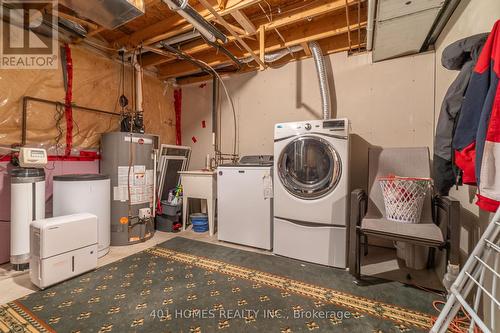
[182,51,435,194]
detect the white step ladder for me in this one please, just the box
[431,207,500,333]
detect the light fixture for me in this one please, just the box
[163,0,227,44]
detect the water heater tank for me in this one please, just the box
[53,174,111,258]
[10,168,45,271]
[101,132,158,246]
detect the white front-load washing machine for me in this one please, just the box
[273,118,349,268]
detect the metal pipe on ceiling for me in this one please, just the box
[160,42,213,76]
[175,45,304,80]
[163,0,228,44]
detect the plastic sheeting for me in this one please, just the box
[0,45,176,151]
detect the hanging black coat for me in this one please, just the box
[433,33,488,195]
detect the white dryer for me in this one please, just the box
[273,118,349,268]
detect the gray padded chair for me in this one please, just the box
[349,147,460,285]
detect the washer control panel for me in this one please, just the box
[274,118,349,137]
[323,119,345,130]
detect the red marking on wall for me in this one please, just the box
[201,120,206,128]
[199,83,207,88]
[64,43,73,156]
[192,136,197,143]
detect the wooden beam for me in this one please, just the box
[231,10,257,34]
[142,53,175,67]
[159,53,231,78]
[176,39,365,85]
[218,0,229,10]
[226,22,247,36]
[159,20,366,79]
[301,42,311,56]
[344,0,352,52]
[114,0,261,47]
[264,0,357,31]
[87,26,106,37]
[155,1,362,64]
[56,11,99,30]
[142,46,175,61]
[73,26,107,44]
[156,7,367,78]
[259,25,265,70]
[198,0,265,67]
[240,22,366,59]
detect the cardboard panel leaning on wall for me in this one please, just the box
[0,45,176,149]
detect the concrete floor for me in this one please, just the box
[0,228,270,305]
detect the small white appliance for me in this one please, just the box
[273,119,349,268]
[53,174,111,257]
[30,213,98,289]
[217,155,273,250]
[10,168,45,271]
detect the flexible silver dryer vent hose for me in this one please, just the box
[240,45,304,64]
[308,41,331,120]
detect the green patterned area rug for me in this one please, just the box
[1,237,442,332]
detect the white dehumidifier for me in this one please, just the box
[30,213,98,289]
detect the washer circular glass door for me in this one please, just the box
[278,135,341,199]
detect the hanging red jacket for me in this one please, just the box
[453,20,500,212]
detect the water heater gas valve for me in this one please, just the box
[138,208,152,219]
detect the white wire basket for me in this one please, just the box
[378,175,433,224]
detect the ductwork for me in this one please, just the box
[308,41,331,120]
[59,0,145,30]
[163,0,228,43]
[366,0,376,51]
[240,45,303,64]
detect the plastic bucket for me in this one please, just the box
[161,201,182,216]
[190,213,208,233]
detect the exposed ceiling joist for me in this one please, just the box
[264,0,357,31]
[62,0,367,82]
[114,0,261,47]
[142,45,175,61]
[141,1,362,69]
[218,0,229,10]
[231,9,257,34]
[158,16,366,79]
[176,38,365,85]
[56,11,99,30]
[301,42,312,56]
[198,0,265,67]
